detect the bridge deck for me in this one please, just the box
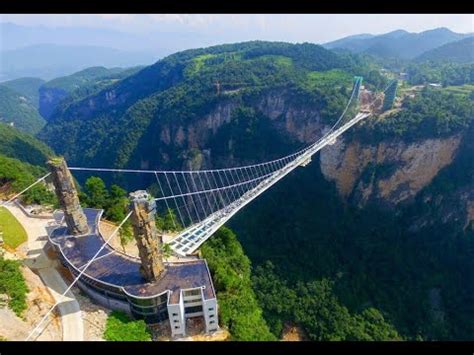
[169,112,370,256]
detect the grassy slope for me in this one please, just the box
[0,207,27,249]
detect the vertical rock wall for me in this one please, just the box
[129,190,165,281]
[47,157,89,235]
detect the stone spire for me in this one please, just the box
[129,190,165,281]
[47,157,89,235]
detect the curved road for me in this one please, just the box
[4,204,84,341]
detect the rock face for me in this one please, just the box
[47,157,89,235]
[150,91,326,171]
[129,190,164,281]
[320,135,462,207]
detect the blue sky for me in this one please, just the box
[2,14,473,43]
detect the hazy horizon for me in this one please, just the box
[1,14,472,52]
[1,14,472,81]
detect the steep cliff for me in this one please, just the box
[320,134,462,207]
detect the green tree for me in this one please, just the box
[201,227,275,341]
[0,254,28,316]
[103,311,151,341]
[156,208,181,232]
[83,176,109,209]
[253,261,402,341]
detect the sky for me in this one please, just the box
[2,14,473,44]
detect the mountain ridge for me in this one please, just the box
[323,27,473,59]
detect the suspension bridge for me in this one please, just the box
[0,75,375,341]
[65,76,369,256]
[2,76,369,258]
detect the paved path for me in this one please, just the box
[4,204,84,341]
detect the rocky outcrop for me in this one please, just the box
[320,135,463,207]
[129,190,164,281]
[47,157,89,235]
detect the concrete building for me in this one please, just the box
[48,208,219,337]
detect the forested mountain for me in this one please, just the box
[0,77,45,108]
[39,66,144,119]
[324,28,472,60]
[31,40,474,340]
[416,37,474,64]
[39,41,386,172]
[0,85,45,135]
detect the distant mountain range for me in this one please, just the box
[0,22,214,53]
[0,44,156,81]
[0,22,222,81]
[323,27,473,60]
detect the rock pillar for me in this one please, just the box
[129,190,165,281]
[47,157,89,235]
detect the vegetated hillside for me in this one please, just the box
[39,41,386,175]
[39,66,144,119]
[0,123,53,165]
[0,123,55,204]
[0,154,55,205]
[324,28,472,60]
[0,85,45,135]
[1,77,45,108]
[0,43,155,81]
[416,37,474,64]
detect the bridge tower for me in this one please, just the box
[129,190,165,281]
[47,157,89,235]
[382,79,398,111]
[353,76,363,102]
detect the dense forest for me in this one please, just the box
[406,62,473,86]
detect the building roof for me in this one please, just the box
[49,208,216,302]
